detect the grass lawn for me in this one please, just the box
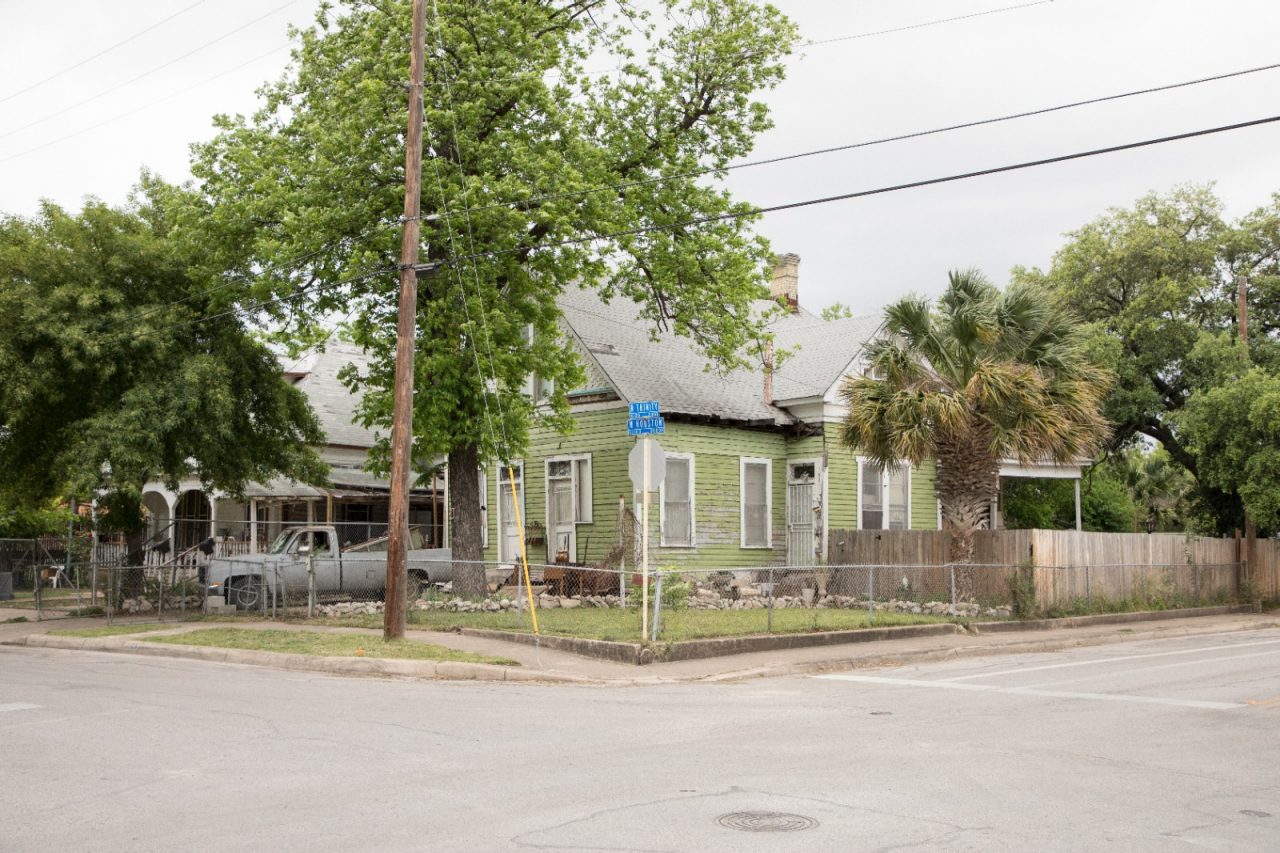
[143,628,518,665]
[51,623,177,638]
[317,606,954,643]
[1,592,95,608]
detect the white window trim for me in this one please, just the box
[545,452,593,525]
[855,456,913,531]
[659,452,696,548]
[494,461,525,563]
[739,456,773,549]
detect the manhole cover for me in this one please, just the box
[716,812,819,833]
[1240,809,1271,818]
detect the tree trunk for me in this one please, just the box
[121,529,146,600]
[934,432,1001,603]
[449,444,486,597]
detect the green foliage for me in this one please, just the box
[1022,185,1280,533]
[1006,562,1037,618]
[630,571,690,609]
[0,499,74,538]
[184,0,799,476]
[0,191,328,507]
[1000,479,1071,530]
[1179,365,1280,533]
[1111,446,1193,532]
[1001,451,1191,533]
[820,302,853,321]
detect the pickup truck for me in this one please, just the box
[204,525,452,609]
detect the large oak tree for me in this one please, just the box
[183,0,798,593]
[1018,185,1280,533]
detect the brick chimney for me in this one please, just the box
[770,253,800,312]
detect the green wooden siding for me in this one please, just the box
[483,407,631,565]
[910,458,939,530]
[476,408,939,569]
[647,421,787,568]
[826,444,860,531]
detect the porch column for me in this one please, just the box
[249,499,259,554]
[306,500,316,525]
[208,493,218,540]
[165,494,178,558]
[1074,478,1082,531]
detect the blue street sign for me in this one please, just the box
[629,401,660,417]
[627,416,665,435]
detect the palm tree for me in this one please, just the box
[840,270,1112,580]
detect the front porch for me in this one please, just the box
[140,474,446,565]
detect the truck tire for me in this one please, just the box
[229,577,262,611]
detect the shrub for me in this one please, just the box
[1007,562,1038,618]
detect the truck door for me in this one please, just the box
[309,530,340,593]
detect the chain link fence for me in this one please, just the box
[2,555,1244,641]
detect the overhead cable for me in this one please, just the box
[463,59,1280,216]
[0,0,208,104]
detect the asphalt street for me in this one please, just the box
[3,629,1279,852]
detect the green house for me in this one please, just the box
[480,255,942,571]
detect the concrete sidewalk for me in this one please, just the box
[4,609,1279,685]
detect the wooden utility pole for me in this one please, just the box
[385,0,427,641]
[1238,273,1257,594]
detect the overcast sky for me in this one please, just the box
[3,0,1279,315]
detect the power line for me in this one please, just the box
[444,0,1054,90]
[452,112,1280,264]
[463,59,1280,217]
[0,0,208,105]
[0,43,293,164]
[114,113,1280,342]
[0,0,300,142]
[802,1,1052,48]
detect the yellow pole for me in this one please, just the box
[507,465,539,635]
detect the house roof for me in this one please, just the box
[557,287,881,424]
[770,313,884,402]
[280,342,378,448]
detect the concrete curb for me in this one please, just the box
[459,627,648,665]
[658,622,964,662]
[967,603,1251,633]
[11,633,589,684]
[694,616,1280,683]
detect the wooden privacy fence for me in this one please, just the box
[827,528,1275,608]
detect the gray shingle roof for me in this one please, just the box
[771,313,884,402]
[558,287,880,424]
[281,342,378,448]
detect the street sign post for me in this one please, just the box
[626,401,664,641]
[627,439,666,492]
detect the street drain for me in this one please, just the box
[1240,810,1271,818]
[716,812,819,833]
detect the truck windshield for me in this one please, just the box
[267,532,293,555]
